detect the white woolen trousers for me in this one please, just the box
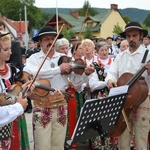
[118,97,150,150]
[33,105,67,150]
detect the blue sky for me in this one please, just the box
[34,0,150,10]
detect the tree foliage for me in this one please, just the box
[140,22,150,32]
[123,15,132,24]
[113,23,123,35]
[0,0,49,32]
[144,12,150,27]
[78,0,98,16]
[62,27,75,41]
[83,28,93,39]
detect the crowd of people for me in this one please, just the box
[0,19,150,150]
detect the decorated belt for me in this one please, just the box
[34,93,66,109]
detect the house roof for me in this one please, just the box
[70,10,112,33]
[1,16,29,33]
[58,13,84,26]
[46,8,122,34]
[93,10,112,24]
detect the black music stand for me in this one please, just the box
[67,93,127,145]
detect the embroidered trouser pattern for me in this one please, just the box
[33,105,67,150]
[118,97,150,150]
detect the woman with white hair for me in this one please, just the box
[55,38,69,55]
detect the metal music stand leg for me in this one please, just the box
[90,121,107,146]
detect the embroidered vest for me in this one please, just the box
[91,62,109,98]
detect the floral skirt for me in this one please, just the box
[90,136,136,150]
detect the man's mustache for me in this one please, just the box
[47,43,54,48]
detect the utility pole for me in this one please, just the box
[24,5,28,49]
[20,0,28,49]
[56,0,59,33]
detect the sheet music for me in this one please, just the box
[108,85,129,96]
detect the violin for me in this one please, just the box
[107,60,149,137]
[58,55,86,75]
[58,55,103,75]
[15,71,71,99]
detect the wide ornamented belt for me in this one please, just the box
[33,93,66,109]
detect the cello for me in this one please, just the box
[107,60,150,137]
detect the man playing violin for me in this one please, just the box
[105,22,150,150]
[23,26,94,150]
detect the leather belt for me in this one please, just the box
[34,93,66,109]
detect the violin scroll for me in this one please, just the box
[0,93,16,106]
[0,84,23,106]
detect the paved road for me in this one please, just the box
[25,112,34,150]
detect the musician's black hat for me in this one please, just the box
[91,36,98,40]
[106,36,113,41]
[32,26,63,42]
[120,22,148,38]
[70,36,77,41]
[145,34,150,39]
[0,32,10,37]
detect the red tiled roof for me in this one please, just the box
[1,16,29,33]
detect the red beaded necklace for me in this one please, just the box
[0,63,9,76]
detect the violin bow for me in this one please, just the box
[22,24,65,96]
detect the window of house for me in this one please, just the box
[87,22,94,28]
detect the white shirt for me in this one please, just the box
[143,44,150,50]
[82,54,99,66]
[23,50,89,92]
[0,103,24,127]
[105,45,150,97]
[109,44,119,57]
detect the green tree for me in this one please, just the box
[140,23,150,32]
[79,0,98,16]
[144,12,150,27]
[0,0,49,32]
[62,27,75,41]
[113,23,123,35]
[83,27,93,39]
[123,15,132,24]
